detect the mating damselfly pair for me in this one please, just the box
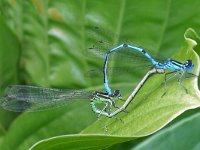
[0,45,196,118]
[0,27,197,121]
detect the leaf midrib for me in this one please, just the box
[156,0,172,53]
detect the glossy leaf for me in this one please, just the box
[0,102,96,150]
[133,113,200,150]
[0,15,20,135]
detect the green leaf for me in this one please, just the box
[0,15,20,135]
[83,28,200,134]
[0,102,96,150]
[133,113,200,150]
[30,28,200,150]
[1,0,90,88]
[30,135,131,150]
[0,136,3,148]
[0,16,20,93]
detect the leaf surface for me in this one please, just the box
[31,29,200,150]
[133,113,200,150]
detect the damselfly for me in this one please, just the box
[103,43,196,97]
[84,26,197,117]
[0,85,122,118]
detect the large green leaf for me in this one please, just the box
[133,113,200,150]
[0,15,20,135]
[30,28,200,150]
[0,16,20,99]
[83,28,200,134]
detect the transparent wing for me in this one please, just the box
[84,25,166,63]
[0,85,92,112]
[84,26,167,79]
[83,40,154,63]
[84,43,154,79]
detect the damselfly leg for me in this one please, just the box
[162,70,196,97]
[177,70,189,94]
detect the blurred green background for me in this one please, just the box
[0,0,200,150]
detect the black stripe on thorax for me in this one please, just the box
[95,92,111,99]
[170,59,184,68]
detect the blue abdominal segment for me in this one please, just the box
[103,43,194,95]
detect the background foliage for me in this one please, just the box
[0,0,200,150]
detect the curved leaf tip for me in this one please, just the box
[183,28,200,95]
[184,28,198,48]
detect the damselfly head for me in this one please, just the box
[113,90,122,99]
[185,60,194,71]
